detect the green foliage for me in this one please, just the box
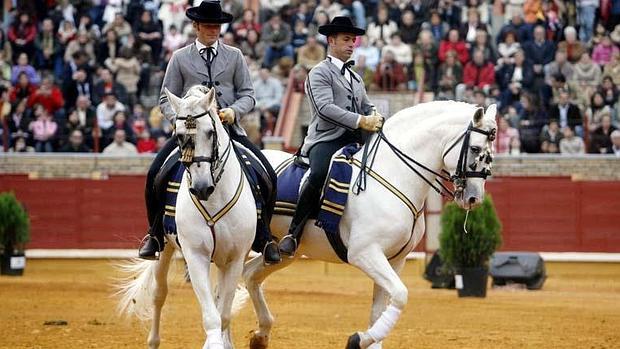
[439,195,502,269]
[0,192,31,249]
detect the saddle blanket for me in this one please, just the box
[275,143,362,262]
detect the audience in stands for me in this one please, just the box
[1,0,619,155]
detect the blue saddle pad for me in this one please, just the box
[163,162,185,235]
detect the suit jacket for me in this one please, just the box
[548,103,583,128]
[302,57,374,155]
[159,41,255,136]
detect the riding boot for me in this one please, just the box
[138,172,166,260]
[278,181,321,257]
[260,191,282,265]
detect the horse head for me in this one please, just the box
[442,104,497,210]
[164,85,225,201]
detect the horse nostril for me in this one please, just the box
[206,186,215,196]
[468,197,477,204]
[189,188,198,196]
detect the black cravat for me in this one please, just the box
[341,60,356,75]
[199,47,215,63]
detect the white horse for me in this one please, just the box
[242,101,498,349]
[117,86,256,349]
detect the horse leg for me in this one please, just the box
[184,247,223,349]
[147,245,175,349]
[215,257,245,349]
[366,256,407,349]
[347,248,409,349]
[242,253,297,349]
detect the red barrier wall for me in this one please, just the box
[1,175,619,252]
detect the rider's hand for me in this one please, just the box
[359,114,384,132]
[218,108,235,124]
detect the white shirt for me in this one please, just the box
[195,39,218,61]
[103,141,137,155]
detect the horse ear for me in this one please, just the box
[473,107,484,127]
[164,87,182,115]
[207,88,217,110]
[485,104,497,120]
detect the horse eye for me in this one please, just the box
[470,146,482,154]
[206,130,214,138]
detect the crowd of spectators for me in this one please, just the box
[1,0,620,156]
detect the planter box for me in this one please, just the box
[1,251,26,276]
[455,267,488,297]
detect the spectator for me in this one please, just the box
[559,126,586,154]
[544,51,574,85]
[233,9,261,42]
[162,25,185,55]
[0,27,13,64]
[497,31,521,67]
[310,11,330,47]
[353,55,374,88]
[102,12,132,43]
[367,6,398,47]
[155,134,168,152]
[439,29,469,65]
[63,66,94,110]
[314,0,343,21]
[548,89,583,133]
[7,99,31,139]
[96,92,126,132]
[290,2,313,28]
[0,51,11,82]
[27,76,65,117]
[261,14,294,69]
[352,35,380,70]
[459,8,487,45]
[459,48,495,98]
[599,76,619,108]
[610,130,620,156]
[137,129,157,153]
[518,92,548,153]
[130,103,149,136]
[424,10,449,42]
[461,0,490,24]
[589,114,617,153]
[523,0,544,25]
[572,52,602,106]
[603,53,620,84]
[134,10,163,63]
[586,91,613,131]
[498,14,531,44]
[254,68,283,125]
[9,72,37,103]
[400,10,421,45]
[11,53,40,86]
[97,29,121,66]
[372,50,407,91]
[291,20,309,51]
[102,129,137,155]
[540,119,563,153]
[105,110,135,146]
[92,68,128,106]
[404,0,430,23]
[577,0,598,43]
[436,50,463,99]
[414,30,439,89]
[470,29,496,64]
[148,105,172,138]
[439,0,462,29]
[77,13,101,41]
[74,95,97,147]
[7,12,37,62]
[382,33,413,67]
[557,26,585,63]
[29,104,57,152]
[522,25,556,86]
[9,132,34,152]
[495,116,520,154]
[64,30,96,65]
[240,29,265,65]
[59,129,91,152]
[34,18,63,79]
[297,36,326,70]
[105,46,141,107]
[592,35,620,66]
[57,20,77,47]
[496,50,534,91]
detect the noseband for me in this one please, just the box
[176,109,232,184]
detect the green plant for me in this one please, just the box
[439,195,502,269]
[0,192,30,252]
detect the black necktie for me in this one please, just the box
[341,60,355,75]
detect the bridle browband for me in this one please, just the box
[354,120,496,199]
[175,108,232,185]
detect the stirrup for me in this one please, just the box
[138,234,161,261]
[278,234,298,258]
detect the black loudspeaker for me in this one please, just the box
[490,252,546,290]
[424,252,455,289]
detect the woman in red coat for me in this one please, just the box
[439,29,470,65]
[7,12,37,62]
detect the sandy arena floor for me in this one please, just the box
[0,258,619,349]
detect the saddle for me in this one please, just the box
[155,143,273,253]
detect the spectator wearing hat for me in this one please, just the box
[261,14,294,69]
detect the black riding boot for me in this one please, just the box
[278,181,321,257]
[260,192,282,265]
[139,215,165,260]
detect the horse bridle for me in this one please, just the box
[175,108,232,185]
[354,121,496,199]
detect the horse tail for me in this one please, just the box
[231,283,250,316]
[114,257,165,321]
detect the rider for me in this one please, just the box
[139,1,281,264]
[278,16,384,256]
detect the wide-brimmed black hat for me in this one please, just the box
[186,1,233,24]
[318,16,365,36]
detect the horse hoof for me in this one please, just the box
[249,332,268,349]
[345,332,361,349]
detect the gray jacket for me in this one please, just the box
[159,41,256,136]
[302,57,374,155]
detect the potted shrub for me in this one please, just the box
[0,192,30,276]
[439,195,502,297]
